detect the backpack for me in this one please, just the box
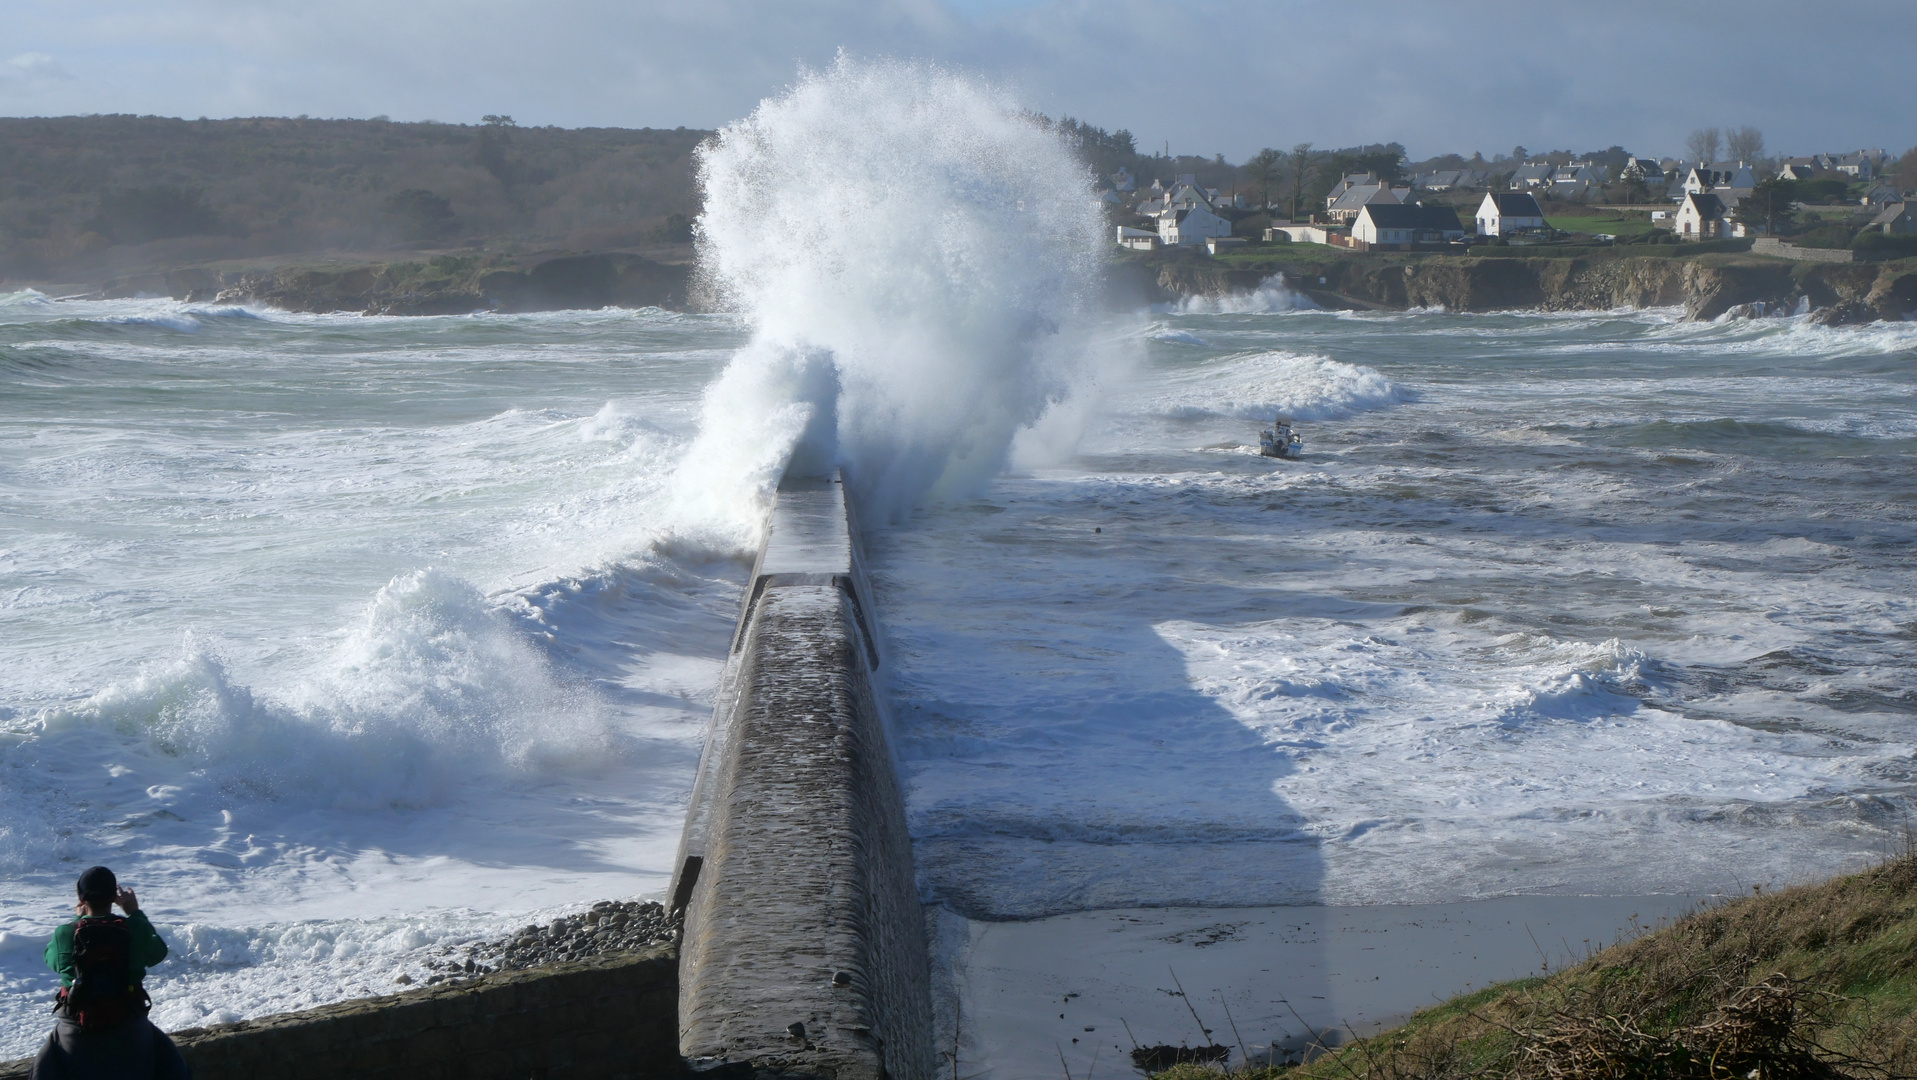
[61,916,140,1029]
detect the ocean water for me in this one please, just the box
[887,303,1917,919]
[4,63,1916,1055]
[4,287,1914,1052]
[0,294,755,1047]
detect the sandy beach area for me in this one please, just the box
[955,894,1708,1080]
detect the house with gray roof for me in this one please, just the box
[1862,183,1902,209]
[1155,204,1233,247]
[1835,153,1875,180]
[1352,203,1467,247]
[1872,202,1915,236]
[1476,192,1546,236]
[1621,158,1667,187]
[1674,192,1729,239]
[1509,162,1554,189]
[1415,170,1481,192]
[1326,172,1379,206]
[1325,183,1404,223]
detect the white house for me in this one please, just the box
[1352,203,1466,247]
[1683,163,1756,194]
[1673,192,1730,239]
[1115,225,1158,251]
[1266,224,1335,244]
[1476,192,1546,236]
[1157,204,1233,246]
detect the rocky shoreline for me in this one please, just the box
[91,251,694,316]
[31,246,1917,324]
[401,899,677,988]
[1118,247,1917,323]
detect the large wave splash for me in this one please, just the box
[673,56,1114,524]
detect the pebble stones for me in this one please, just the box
[405,899,677,986]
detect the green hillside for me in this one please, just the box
[0,115,709,285]
[1169,852,1917,1080]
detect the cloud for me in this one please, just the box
[0,0,1910,160]
[0,52,76,95]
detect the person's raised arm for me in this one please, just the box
[118,887,170,965]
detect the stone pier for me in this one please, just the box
[670,470,933,1080]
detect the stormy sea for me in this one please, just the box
[3,61,1914,1059]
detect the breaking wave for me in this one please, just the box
[674,55,1118,524]
[25,569,612,812]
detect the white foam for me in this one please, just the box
[0,302,749,1053]
[1173,275,1319,315]
[1142,350,1414,422]
[680,55,1123,520]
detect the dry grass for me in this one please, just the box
[1154,850,1917,1080]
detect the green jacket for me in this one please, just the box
[44,912,169,990]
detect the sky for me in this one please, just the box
[2,0,1911,164]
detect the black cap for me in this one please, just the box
[77,866,117,902]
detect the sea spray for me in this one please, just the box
[1146,350,1414,422]
[676,56,1116,523]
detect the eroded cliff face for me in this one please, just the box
[1126,251,1916,324]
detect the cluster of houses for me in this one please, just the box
[1646,151,1910,239]
[1110,147,1911,253]
[1113,168,1543,252]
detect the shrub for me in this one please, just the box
[1852,231,1917,260]
[88,186,220,245]
[380,189,460,242]
[1794,223,1859,249]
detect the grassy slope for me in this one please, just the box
[1162,855,1917,1080]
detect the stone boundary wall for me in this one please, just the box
[0,946,678,1080]
[671,471,934,1080]
[1752,237,1857,263]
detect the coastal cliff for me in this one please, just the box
[80,248,1917,323]
[1132,250,1917,323]
[99,251,692,315]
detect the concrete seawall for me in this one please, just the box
[0,946,679,1080]
[671,470,934,1080]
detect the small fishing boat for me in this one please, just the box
[1259,417,1303,459]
